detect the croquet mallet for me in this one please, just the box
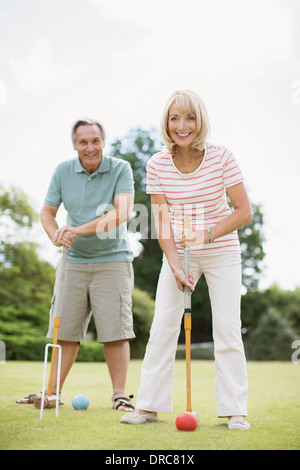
[183,218,193,413]
[37,246,68,418]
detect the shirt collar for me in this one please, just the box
[75,155,110,175]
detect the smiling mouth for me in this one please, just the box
[176,132,191,137]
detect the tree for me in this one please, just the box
[0,242,57,360]
[249,308,296,361]
[110,128,164,294]
[241,285,300,338]
[0,184,38,229]
[239,202,266,291]
[110,127,161,209]
[0,183,155,360]
[0,185,55,359]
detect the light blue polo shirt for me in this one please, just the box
[44,155,134,263]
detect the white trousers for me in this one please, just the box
[136,253,248,417]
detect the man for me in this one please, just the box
[17,119,135,411]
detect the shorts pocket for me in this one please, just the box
[120,294,135,339]
[120,293,132,317]
[46,295,56,338]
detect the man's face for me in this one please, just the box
[73,124,104,173]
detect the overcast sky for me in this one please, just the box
[1,0,300,290]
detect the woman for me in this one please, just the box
[121,90,252,429]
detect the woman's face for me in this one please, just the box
[168,102,197,148]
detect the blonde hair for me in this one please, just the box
[160,89,210,153]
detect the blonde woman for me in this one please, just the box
[121,90,252,429]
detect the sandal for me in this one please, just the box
[16,393,40,404]
[16,392,64,407]
[112,393,135,412]
[34,393,63,409]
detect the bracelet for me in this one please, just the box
[207,227,214,243]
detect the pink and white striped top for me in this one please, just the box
[146,142,244,256]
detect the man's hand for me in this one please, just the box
[52,226,77,248]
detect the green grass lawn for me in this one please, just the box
[1,360,299,450]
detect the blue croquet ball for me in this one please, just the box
[72,394,89,410]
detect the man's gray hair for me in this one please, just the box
[71,119,106,145]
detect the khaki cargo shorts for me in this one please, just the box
[47,260,135,343]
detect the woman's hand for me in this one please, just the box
[52,225,77,248]
[172,267,195,293]
[179,227,206,247]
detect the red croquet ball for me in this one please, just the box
[175,412,198,431]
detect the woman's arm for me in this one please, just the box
[181,182,253,246]
[209,182,253,240]
[151,194,194,293]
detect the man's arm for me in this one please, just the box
[40,204,76,248]
[53,192,133,242]
[95,192,134,235]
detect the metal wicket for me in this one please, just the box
[40,343,62,419]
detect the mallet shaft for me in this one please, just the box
[183,218,192,412]
[46,247,68,397]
